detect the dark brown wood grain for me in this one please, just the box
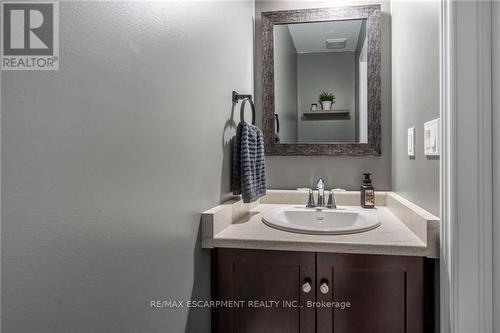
[316,253,423,333]
[212,248,316,333]
[261,5,382,156]
[424,258,438,333]
[212,249,428,333]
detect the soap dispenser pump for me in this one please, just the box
[361,173,375,208]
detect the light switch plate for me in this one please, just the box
[424,118,440,156]
[407,127,415,156]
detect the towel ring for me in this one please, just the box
[233,91,256,125]
[239,98,255,125]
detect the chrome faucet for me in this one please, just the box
[306,189,316,208]
[326,190,337,209]
[305,178,338,209]
[316,178,325,207]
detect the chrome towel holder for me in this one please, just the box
[232,91,256,125]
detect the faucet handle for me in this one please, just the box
[306,189,316,208]
[326,190,337,209]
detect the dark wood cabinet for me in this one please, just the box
[316,253,423,333]
[212,249,427,333]
[212,249,315,333]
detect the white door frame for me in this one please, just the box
[440,0,493,332]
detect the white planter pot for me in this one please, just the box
[321,101,332,110]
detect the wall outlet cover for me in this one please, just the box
[407,127,415,156]
[424,118,440,156]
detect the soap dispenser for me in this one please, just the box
[361,173,375,208]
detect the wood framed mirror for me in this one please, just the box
[261,5,381,156]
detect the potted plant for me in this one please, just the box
[319,91,336,110]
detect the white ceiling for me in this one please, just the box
[287,20,364,53]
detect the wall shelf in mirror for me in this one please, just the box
[303,109,350,115]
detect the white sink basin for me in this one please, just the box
[261,207,381,235]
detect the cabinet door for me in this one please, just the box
[316,253,423,333]
[213,249,316,333]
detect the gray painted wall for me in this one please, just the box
[390,1,440,216]
[355,21,367,142]
[297,52,356,143]
[493,1,500,331]
[274,25,298,143]
[1,1,253,332]
[255,0,392,191]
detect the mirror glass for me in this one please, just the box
[273,19,368,144]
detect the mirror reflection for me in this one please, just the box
[273,19,368,144]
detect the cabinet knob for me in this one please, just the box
[302,281,312,294]
[320,282,329,294]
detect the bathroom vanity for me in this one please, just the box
[202,190,439,333]
[205,3,440,332]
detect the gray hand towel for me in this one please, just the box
[232,122,266,203]
[232,123,243,196]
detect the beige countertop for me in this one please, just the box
[202,190,439,258]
